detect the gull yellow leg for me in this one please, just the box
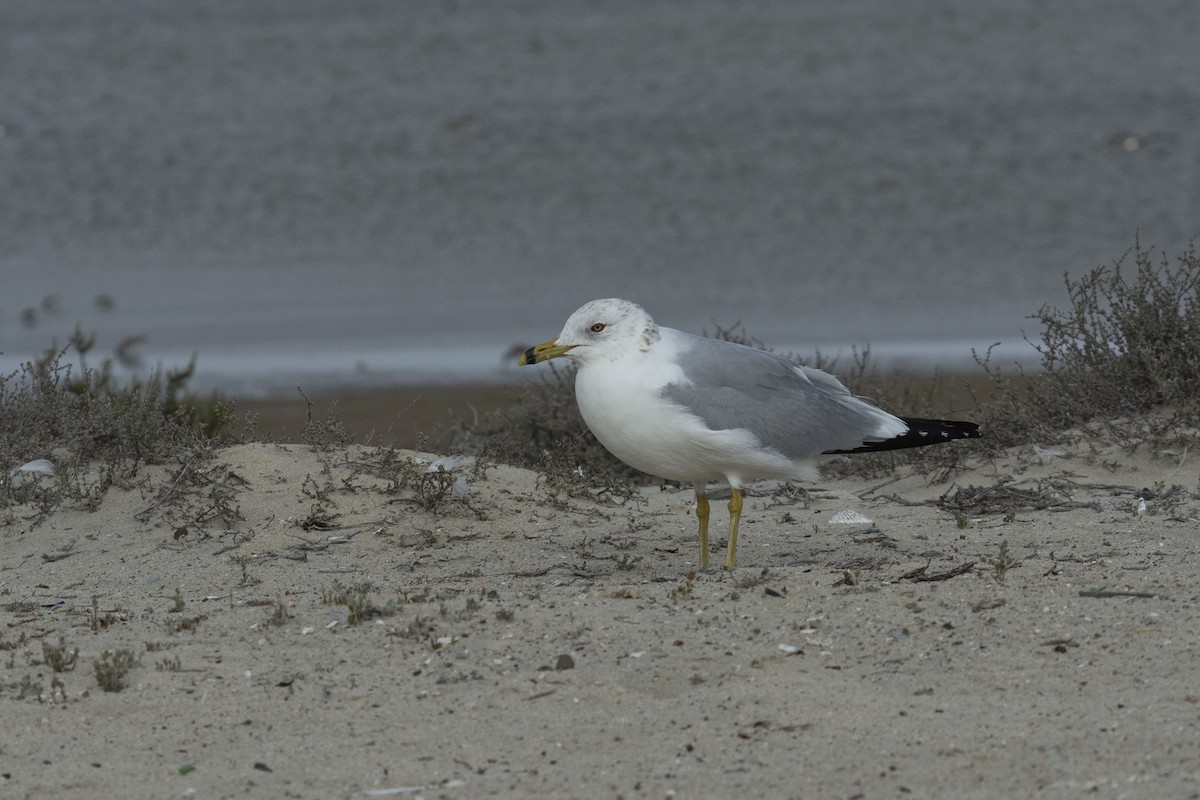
[695,493,710,569]
[724,488,743,569]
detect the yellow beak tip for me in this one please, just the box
[519,339,575,365]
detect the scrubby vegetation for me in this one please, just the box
[440,362,603,470]
[978,240,1200,450]
[1,324,232,514]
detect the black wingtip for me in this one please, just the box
[823,417,982,455]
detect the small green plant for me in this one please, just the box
[668,578,695,602]
[322,581,401,626]
[0,630,27,652]
[397,614,432,640]
[231,554,254,586]
[612,553,643,571]
[989,539,1016,583]
[165,615,205,634]
[268,599,290,627]
[88,596,117,632]
[156,655,182,672]
[46,674,67,704]
[734,568,771,589]
[172,587,185,612]
[322,581,370,625]
[3,674,44,701]
[93,649,137,692]
[42,637,79,673]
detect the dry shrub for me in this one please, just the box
[2,327,229,511]
[978,240,1200,449]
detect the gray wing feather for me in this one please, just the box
[661,335,896,457]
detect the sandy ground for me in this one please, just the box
[1,433,1198,800]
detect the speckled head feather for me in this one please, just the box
[555,298,661,363]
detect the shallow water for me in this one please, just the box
[1,0,1197,395]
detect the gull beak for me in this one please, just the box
[519,338,578,365]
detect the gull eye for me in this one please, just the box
[590,323,606,333]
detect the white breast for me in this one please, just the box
[573,339,814,486]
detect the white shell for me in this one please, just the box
[828,509,873,525]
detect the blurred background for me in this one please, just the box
[1,1,1198,440]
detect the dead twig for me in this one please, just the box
[134,458,195,521]
[514,563,602,579]
[937,475,1120,516]
[899,560,977,582]
[857,474,903,499]
[882,493,928,507]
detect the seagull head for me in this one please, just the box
[520,298,660,366]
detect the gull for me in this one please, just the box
[520,298,981,569]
